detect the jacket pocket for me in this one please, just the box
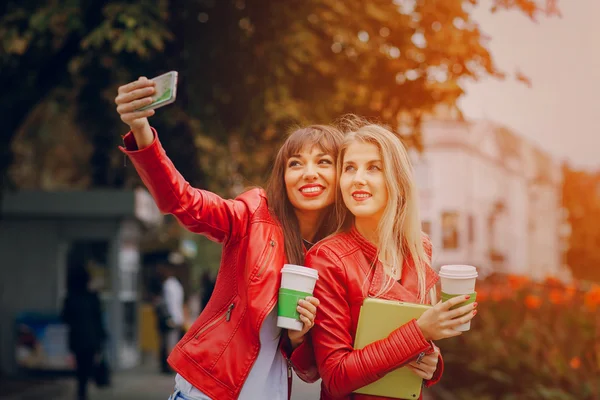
[192,302,235,340]
[253,238,276,279]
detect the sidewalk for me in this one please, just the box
[0,361,175,400]
[0,363,434,400]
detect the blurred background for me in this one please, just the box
[0,0,598,399]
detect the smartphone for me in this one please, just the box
[138,71,178,111]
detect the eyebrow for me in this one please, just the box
[343,159,382,164]
[290,153,332,158]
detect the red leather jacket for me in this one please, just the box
[120,131,318,400]
[306,227,444,400]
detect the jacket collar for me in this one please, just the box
[349,225,439,303]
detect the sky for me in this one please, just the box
[457,0,599,170]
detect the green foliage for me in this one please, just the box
[1,0,559,192]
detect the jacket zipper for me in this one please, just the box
[194,303,235,339]
[286,356,293,378]
[256,240,276,277]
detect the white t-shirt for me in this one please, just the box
[174,307,288,400]
[164,276,184,326]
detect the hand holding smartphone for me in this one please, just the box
[137,71,178,111]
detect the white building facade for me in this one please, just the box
[413,118,567,280]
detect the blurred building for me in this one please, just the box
[414,112,568,281]
[0,188,162,377]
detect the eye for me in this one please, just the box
[318,158,333,165]
[344,165,356,172]
[288,160,301,168]
[368,165,381,171]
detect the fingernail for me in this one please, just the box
[473,302,478,308]
[473,310,478,316]
[298,299,305,305]
[297,306,302,311]
[465,295,471,300]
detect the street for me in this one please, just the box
[0,363,321,400]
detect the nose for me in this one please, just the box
[303,163,318,181]
[352,168,367,186]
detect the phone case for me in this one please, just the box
[138,71,178,111]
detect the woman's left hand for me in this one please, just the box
[406,345,440,380]
[288,296,320,349]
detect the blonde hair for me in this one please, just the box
[336,117,430,303]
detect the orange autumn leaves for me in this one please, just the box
[476,274,600,312]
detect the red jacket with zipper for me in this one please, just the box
[306,227,444,400]
[120,130,318,400]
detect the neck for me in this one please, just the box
[295,209,322,243]
[354,217,380,246]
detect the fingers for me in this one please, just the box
[296,303,316,320]
[299,297,318,315]
[445,310,477,328]
[441,327,463,338]
[120,109,155,125]
[115,86,156,106]
[406,364,434,380]
[116,96,155,114]
[299,314,313,330]
[411,353,438,373]
[117,77,155,95]
[438,294,472,311]
[445,301,478,320]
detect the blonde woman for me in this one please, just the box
[306,120,478,399]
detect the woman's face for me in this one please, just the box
[339,142,388,224]
[284,145,336,213]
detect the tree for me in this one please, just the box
[1,0,559,192]
[562,164,600,283]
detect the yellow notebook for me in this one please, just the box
[353,297,431,399]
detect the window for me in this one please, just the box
[468,215,475,244]
[441,211,459,249]
[422,221,431,236]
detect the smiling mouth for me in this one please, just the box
[352,192,372,201]
[300,186,325,197]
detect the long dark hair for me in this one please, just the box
[265,125,344,265]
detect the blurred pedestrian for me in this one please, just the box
[150,277,177,374]
[61,265,107,400]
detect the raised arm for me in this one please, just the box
[306,249,433,398]
[120,130,251,243]
[115,77,251,244]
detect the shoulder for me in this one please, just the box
[307,231,360,262]
[235,188,272,220]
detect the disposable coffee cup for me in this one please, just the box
[277,264,319,331]
[439,265,478,332]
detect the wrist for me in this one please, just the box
[131,121,153,149]
[289,336,305,350]
[416,320,431,341]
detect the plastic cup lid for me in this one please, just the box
[439,265,478,279]
[281,264,319,280]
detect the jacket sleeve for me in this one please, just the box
[307,248,433,398]
[280,334,320,383]
[119,129,249,243]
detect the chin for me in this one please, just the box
[302,201,332,211]
[349,208,378,219]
